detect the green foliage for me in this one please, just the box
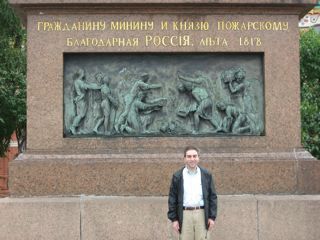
[0,0,26,156]
[300,29,320,159]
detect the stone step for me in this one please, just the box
[0,195,319,240]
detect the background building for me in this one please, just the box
[299,1,320,31]
[0,133,18,197]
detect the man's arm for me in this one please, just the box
[178,73,202,84]
[208,173,218,222]
[107,93,119,108]
[84,82,100,90]
[137,81,161,91]
[168,175,180,233]
[228,81,245,93]
[167,175,179,222]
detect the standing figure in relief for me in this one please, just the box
[69,68,100,135]
[177,71,219,133]
[228,68,246,95]
[221,67,247,112]
[93,74,118,134]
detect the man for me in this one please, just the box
[168,146,217,240]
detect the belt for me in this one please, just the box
[183,206,204,210]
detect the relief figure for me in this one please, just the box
[93,74,119,134]
[120,91,167,134]
[115,73,162,133]
[221,67,248,112]
[228,68,246,95]
[216,101,256,134]
[177,71,219,133]
[69,68,100,135]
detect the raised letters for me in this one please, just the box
[36,18,289,48]
[199,37,228,47]
[110,21,154,31]
[145,35,192,47]
[217,21,289,31]
[37,21,106,31]
[66,37,139,47]
[239,37,262,47]
[172,21,209,31]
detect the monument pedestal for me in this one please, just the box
[4,0,320,239]
[9,148,320,196]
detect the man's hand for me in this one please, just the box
[208,218,215,230]
[172,220,180,233]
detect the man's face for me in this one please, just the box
[184,149,200,170]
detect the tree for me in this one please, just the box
[300,29,320,159]
[0,0,26,156]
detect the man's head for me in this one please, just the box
[222,69,234,83]
[179,80,192,91]
[95,72,104,82]
[183,146,200,171]
[141,73,149,82]
[177,82,185,92]
[102,76,111,85]
[216,101,226,111]
[234,68,246,81]
[75,68,85,80]
[194,70,203,78]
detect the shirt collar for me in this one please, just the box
[184,166,199,175]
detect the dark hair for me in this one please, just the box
[183,146,200,157]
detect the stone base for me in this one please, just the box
[9,149,320,196]
[0,195,319,240]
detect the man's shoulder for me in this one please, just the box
[199,166,213,176]
[172,167,184,178]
